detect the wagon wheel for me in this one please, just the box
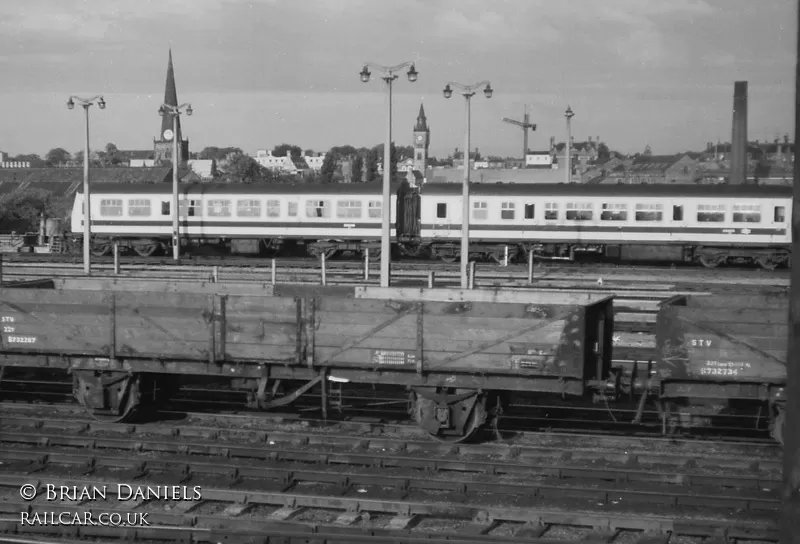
[409,388,487,444]
[90,243,112,257]
[756,257,779,271]
[133,243,159,257]
[73,372,141,424]
[697,254,726,269]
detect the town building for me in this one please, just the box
[254,150,324,175]
[524,151,553,168]
[601,154,698,184]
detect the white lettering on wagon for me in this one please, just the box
[6,336,36,344]
[371,350,415,366]
[1,316,16,323]
[698,360,752,377]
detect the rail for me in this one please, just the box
[0,410,782,543]
[0,257,746,296]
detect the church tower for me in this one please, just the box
[412,103,430,173]
[154,49,189,167]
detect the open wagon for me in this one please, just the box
[656,291,787,442]
[0,281,616,442]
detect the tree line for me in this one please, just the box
[8,140,620,186]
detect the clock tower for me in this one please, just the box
[154,49,189,167]
[412,103,429,173]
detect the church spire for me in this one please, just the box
[414,103,428,132]
[160,49,181,140]
[154,48,189,167]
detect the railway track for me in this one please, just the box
[1,249,792,275]
[0,258,789,290]
[0,408,782,543]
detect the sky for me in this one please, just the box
[0,0,796,160]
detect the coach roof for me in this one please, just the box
[78,182,405,196]
[420,183,792,198]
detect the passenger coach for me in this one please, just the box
[71,182,416,259]
[415,183,791,269]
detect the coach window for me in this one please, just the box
[288,201,298,217]
[524,204,535,220]
[697,203,725,222]
[100,199,123,217]
[672,205,683,221]
[436,203,447,219]
[306,200,330,218]
[161,201,170,216]
[237,199,261,217]
[566,202,592,221]
[368,201,382,219]
[501,202,515,220]
[179,200,200,217]
[472,201,488,220]
[544,202,558,220]
[266,200,280,218]
[774,206,786,223]
[635,203,663,221]
[601,203,627,221]
[207,199,232,217]
[733,203,761,223]
[337,200,362,219]
[128,199,151,217]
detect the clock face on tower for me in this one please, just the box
[163,129,174,141]
[415,135,424,144]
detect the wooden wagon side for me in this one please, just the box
[0,284,614,441]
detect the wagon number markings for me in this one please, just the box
[2,315,14,333]
[1,315,36,344]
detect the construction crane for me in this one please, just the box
[502,105,537,160]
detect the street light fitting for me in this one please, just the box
[186,104,193,116]
[360,66,371,83]
[483,84,493,99]
[565,105,574,119]
[158,105,166,117]
[443,84,453,99]
[407,64,418,82]
[98,97,106,110]
[66,97,75,110]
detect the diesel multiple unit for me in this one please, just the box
[71,182,792,269]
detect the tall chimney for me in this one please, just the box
[730,81,748,185]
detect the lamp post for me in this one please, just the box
[360,61,418,288]
[564,106,574,184]
[67,95,106,276]
[158,102,193,261]
[443,81,493,289]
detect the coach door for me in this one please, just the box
[431,201,451,238]
[670,202,686,240]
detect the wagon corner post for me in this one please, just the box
[782,1,800,541]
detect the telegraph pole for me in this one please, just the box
[782,2,800,541]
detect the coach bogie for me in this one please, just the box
[89,240,113,257]
[132,239,162,257]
